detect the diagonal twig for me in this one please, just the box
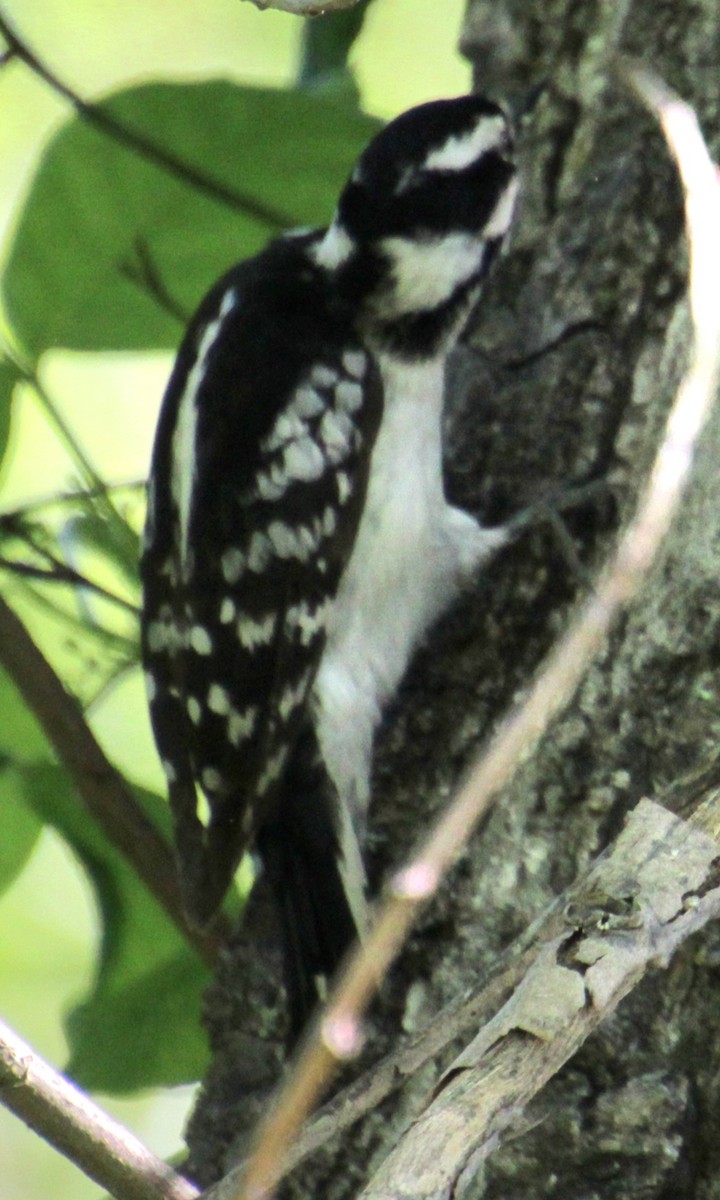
[0,594,227,965]
[234,66,720,1200]
[0,1017,199,1200]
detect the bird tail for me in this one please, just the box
[257,726,366,1044]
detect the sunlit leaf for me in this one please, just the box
[3,81,379,356]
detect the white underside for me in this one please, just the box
[313,353,507,918]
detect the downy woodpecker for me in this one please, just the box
[141,94,518,1037]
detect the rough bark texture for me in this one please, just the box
[184,3,720,1196]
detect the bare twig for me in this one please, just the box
[244,0,360,14]
[0,8,292,229]
[0,1017,199,1200]
[120,238,190,326]
[0,479,145,520]
[235,68,720,1200]
[0,594,226,965]
[0,554,139,615]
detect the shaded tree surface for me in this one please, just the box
[185,3,720,1196]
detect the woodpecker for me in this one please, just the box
[141,94,518,1038]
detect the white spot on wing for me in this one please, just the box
[320,409,356,463]
[335,380,364,413]
[247,532,272,572]
[299,523,321,557]
[337,472,353,505]
[266,520,320,562]
[278,670,312,721]
[236,612,277,650]
[187,697,202,725]
[310,364,339,389]
[147,615,185,655]
[256,744,290,795]
[162,758,177,784]
[222,547,245,584]
[292,385,326,419]
[146,621,166,653]
[202,766,224,792]
[341,350,366,379]
[285,598,330,646]
[228,705,258,746]
[190,625,213,655]
[208,684,231,715]
[267,520,300,559]
[264,411,308,452]
[283,437,326,483]
[322,505,337,537]
[256,469,287,501]
[220,597,236,624]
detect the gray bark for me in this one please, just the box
[184,3,720,1196]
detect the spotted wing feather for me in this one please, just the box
[141,235,382,924]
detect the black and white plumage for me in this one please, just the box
[141,94,518,1038]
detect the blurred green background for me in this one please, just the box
[0,1,468,1195]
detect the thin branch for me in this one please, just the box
[0,478,145,520]
[13,365,147,589]
[235,68,720,1200]
[0,555,139,616]
[0,8,292,230]
[119,238,191,326]
[0,594,226,965]
[0,1017,199,1200]
[244,0,360,13]
[26,369,108,497]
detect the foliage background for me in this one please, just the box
[0,1,470,1195]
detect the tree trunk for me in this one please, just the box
[185,3,720,1196]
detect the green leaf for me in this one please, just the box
[19,763,211,1091]
[3,81,380,357]
[0,766,43,896]
[0,361,20,473]
[66,950,212,1091]
[0,668,47,913]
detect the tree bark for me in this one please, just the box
[184,3,720,1196]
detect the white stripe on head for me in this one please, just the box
[423,114,507,173]
[375,232,482,315]
[484,175,520,238]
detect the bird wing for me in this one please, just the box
[140,238,382,922]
